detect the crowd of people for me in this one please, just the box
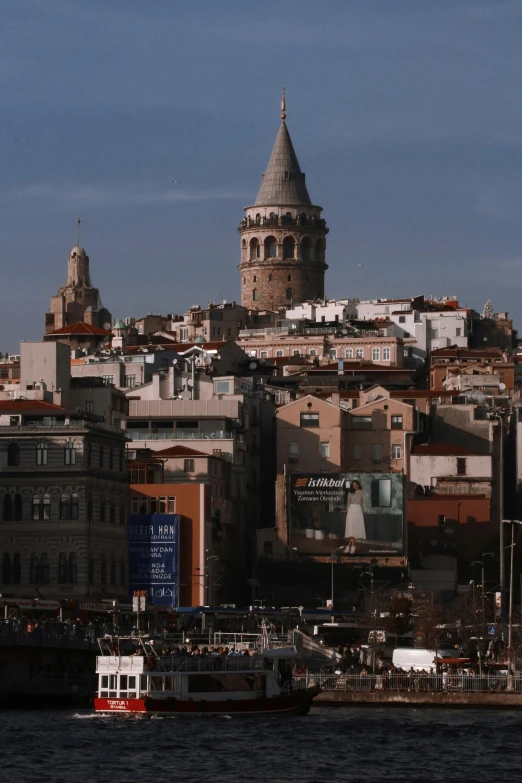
[0,615,117,643]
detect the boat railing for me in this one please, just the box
[149,654,270,672]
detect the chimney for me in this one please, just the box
[152,373,161,400]
[332,392,340,407]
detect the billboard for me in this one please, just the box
[289,473,404,556]
[129,514,180,607]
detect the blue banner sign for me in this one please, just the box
[129,514,180,607]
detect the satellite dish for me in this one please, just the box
[203,356,212,366]
[249,362,258,370]
[103,322,111,331]
[499,383,506,393]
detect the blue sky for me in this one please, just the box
[2,0,522,350]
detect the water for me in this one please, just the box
[0,706,520,783]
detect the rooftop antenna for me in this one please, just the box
[281,87,286,121]
[77,217,81,247]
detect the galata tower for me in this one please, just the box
[238,90,328,311]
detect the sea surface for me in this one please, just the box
[0,706,520,783]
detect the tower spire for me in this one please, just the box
[77,217,81,247]
[281,87,286,121]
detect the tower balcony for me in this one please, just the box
[238,214,328,232]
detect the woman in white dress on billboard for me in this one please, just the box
[344,480,366,554]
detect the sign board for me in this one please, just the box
[290,473,404,556]
[488,625,497,636]
[368,629,387,644]
[0,599,60,611]
[129,514,180,608]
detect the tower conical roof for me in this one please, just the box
[254,121,312,207]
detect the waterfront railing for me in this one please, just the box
[296,673,522,693]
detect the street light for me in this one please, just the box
[361,568,376,674]
[329,546,344,609]
[471,553,494,675]
[503,520,522,679]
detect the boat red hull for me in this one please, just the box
[94,689,318,716]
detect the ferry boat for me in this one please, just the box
[94,635,319,716]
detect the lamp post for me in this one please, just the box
[330,546,344,609]
[471,552,494,675]
[362,568,376,673]
[505,520,522,681]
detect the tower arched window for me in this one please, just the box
[40,553,49,585]
[286,288,293,301]
[59,493,69,520]
[7,443,19,466]
[13,553,21,584]
[2,553,11,585]
[252,289,259,302]
[32,494,41,521]
[58,552,67,584]
[14,493,22,521]
[68,553,78,584]
[300,237,310,260]
[71,492,79,520]
[264,236,277,259]
[269,274,273,282]
[255,213,261,224]
[316,238,324,262]
[283,236,295,259]
[249,238,260,261]
[287,275,292,281]
[3,493,13,522]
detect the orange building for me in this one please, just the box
[130,482,212,607]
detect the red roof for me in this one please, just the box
[47,321,110,336]
[0,400,67,412]
[431,347,507,360]
[154,445,216,458]
[412,442,479,456]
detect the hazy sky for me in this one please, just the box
[2,0,522,351]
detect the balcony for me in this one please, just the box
[127,430,243,442]
[239,215,327,231]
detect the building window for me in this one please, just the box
[457,458,466,476]
[64,442,76,465]
[371,478,392,507]
[392,444,402,459]
[456,328,462,337]
[283,237,295,259]
[276,350,283,357]
[320,441,330,458]
[100,497,106,522]
[36,442,48,466]
[269,274,273,282]
[109,448,114,471]
[71,492,79,520]
[286,288,293,301]
[260,351,268,359]
[215,380,230,394]
[353,444,363,460]
[253,276,256,283]
[250,238,260,260]
[101,375,114,386]
[309,349,317,357]
[40,554,49,584]
[68,553,78,584]
[383,348,390,361]
[100,556,107,586]
[345,349,353,359]
[110,559,116,586]
[110,504,115,524]
[125,374,136,388]
[352,416,372,430]
[88,556,94,584]
[300,412,319,427]
[399,316,406,324]
[58,552,67,584]
[59,493,69,520]
[373,444,382,464]
[293,350,301,357]
[13,553,20,584]
[356,348,364,359]
[372,348,381,361]
[99,446,104,468]
[300,237,310,260]
[329,349,337,359]
[131,496,139,514]
[86,401,94,414]
[7,443,19,466]
[30,553,39,584]
[184,459,195,472]
[43,493,50,520]
[2,493,13,521]
[14,493,22,521]
[1,553,11,585]
[168,497,176,513]
[253,289,258,301]
[32,494,41,521]
[289,442,299,462]
[391,415,403,430]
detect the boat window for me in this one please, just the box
[101,675,108,689]
[119,675,128,690]
[151,676,164,691]
[128,676,136,689]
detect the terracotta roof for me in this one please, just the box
[0,400,67,412]
[154,445,217,458]
[412,442,479,456]
[307,363,415,373]
[431,347,507,360]
[46,321,110,336]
